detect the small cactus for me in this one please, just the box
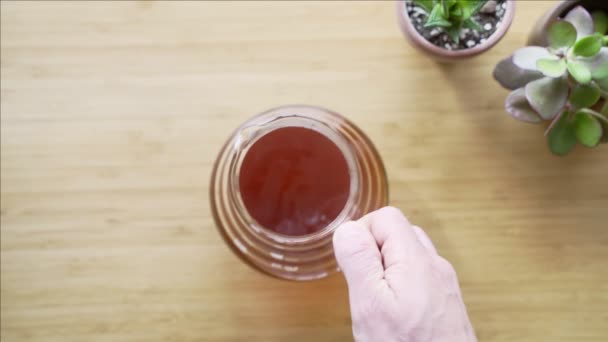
[413,0,488,44]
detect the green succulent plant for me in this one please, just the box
[413,0,488,44]
[493,5,608,156]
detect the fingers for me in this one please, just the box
[412,225,438,255]
[333,220,384,292]
[333,207,440,294]
[358,207,426,269]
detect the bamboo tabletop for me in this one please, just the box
[1,1,607,341]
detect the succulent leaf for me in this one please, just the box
[547,20,577,49]
[567,60,592,84]
[447,26,460,44]
[525,76,569,120]
[505,88,543,123]
[452,5,463,18]
[597,77,608,91]
[572,34,603,57]
[548,113,577,155]
[574,111,603,147]
[425,4,452,28]
[463,17,482,31]
[513,47,552,71]
[536,57,567,77]
[459,0,487,19]
[441,0,452,18]
[579,47,608,79]
[493,56,544,90]
[591,10,608,35]
[569,83,601,109]
[564,6,595,39]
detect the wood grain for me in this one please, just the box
[1,1,607,341]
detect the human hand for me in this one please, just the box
[333,207,476,342]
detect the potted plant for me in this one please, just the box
[396,0,516,60]
[493,5,608,155]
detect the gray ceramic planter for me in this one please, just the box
[528,0,608,46]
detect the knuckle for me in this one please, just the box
[334,231,372,258]
[435,257,457,278]
[333,222,360,246]
[377,206,411,224]
[378,206,403,218]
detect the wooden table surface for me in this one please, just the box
[1,1,607,341]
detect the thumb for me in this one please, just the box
[333,221,384,291]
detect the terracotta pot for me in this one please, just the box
[528,0,608,46]
[396,0,516,61]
